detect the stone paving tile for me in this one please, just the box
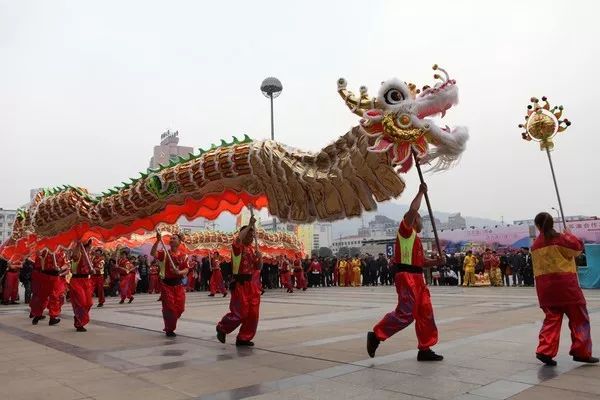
[507,385,600,400]
[2,377,86,400]
[1,287,599,400]
[332,368,411,390]
[539,371,600,395]
[467,380,532,399]
[382,374,481,399]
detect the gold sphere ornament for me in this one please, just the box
[519,96,571,151]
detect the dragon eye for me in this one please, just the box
[384,88,405,104]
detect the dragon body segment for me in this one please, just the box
[2,65,466,257]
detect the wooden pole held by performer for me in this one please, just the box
[412,150,443,258]
[545,148,568,230]
[156,229,177,274]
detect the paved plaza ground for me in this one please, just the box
[0,286,599,400]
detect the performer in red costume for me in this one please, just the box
[208,252,227,297]
[148,260,161,294]
[91,248,105,307]
[216,216,263,346]
[151,233,189,337]
[279,256,293,293]
[293,258,307,291]
[186,263,196,292]
[531,212,598,366]
[69,240,94,332]
[30,249,68,325]
[117,249,134,304]
[367,184,445,361]
[2,262,20,304]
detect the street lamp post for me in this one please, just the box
[261,77,283,231]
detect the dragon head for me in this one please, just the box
[338,64,468,173]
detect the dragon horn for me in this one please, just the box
[337,78,378,117]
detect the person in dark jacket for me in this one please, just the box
[19,259,34,304]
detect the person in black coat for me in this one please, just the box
[19,259,34,304]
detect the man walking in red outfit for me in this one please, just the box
[293,258,307,291]
[30,249,68,325]
[91,248,105,307]
[117,249,135,304]
[216,216,262,346]
[367,184,445,361]
[148,260,161,294]
[70,240,94,332]
[2,262,20,304]
[151,233,189,337]
[208,252,227,297]
[531,212,598,366]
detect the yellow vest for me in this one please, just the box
[398,231,417,265]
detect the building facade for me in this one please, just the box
[149,130,194,170]
[0,208,17,244]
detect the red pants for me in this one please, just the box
[129,273,136,297]
[209,269,227,295]
[91,275,105,304]
[373,272,438,350]
[119,275,133,301]
[537,304,592,359]
[30,272,62,318]
[280,272,293,291]
[294,270,307,290]
[149,275,160,294]
[345,270,352,287]
[49,277,65,318]
[70,277,93,328]
[217,280,261,341]
[2,271,19,302]
[161,283,185,333]
[186,271,196,292]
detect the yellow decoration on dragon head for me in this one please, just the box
[337,64,469,173]
[519,96,571,151]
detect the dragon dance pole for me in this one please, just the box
[79,242,93,271]
[519,96,571,232]
[412,150,443,258]
[156,229,177,274]
[545,148,567,230]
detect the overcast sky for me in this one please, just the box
[1,0,598,223]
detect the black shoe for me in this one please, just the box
[10,301,19,305]
[536,353,557,366]
[165,331,177,338]
[302,288,306,291]
[49,317,60,326]
[573,356,599,364]
[119,299,125,304]
[208,293,215,297]
[157,297,162,302]
[29,313,33,318]
[1,301,8,305]
[367,331,380,358]
[223,292,228,298]
[417,349,444,361]
[76,326,87,332]
[235,339,254,347]
[216,327,226,344]
[32,316,43,325]
[97,303,104,308]
[128,297,134,304]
